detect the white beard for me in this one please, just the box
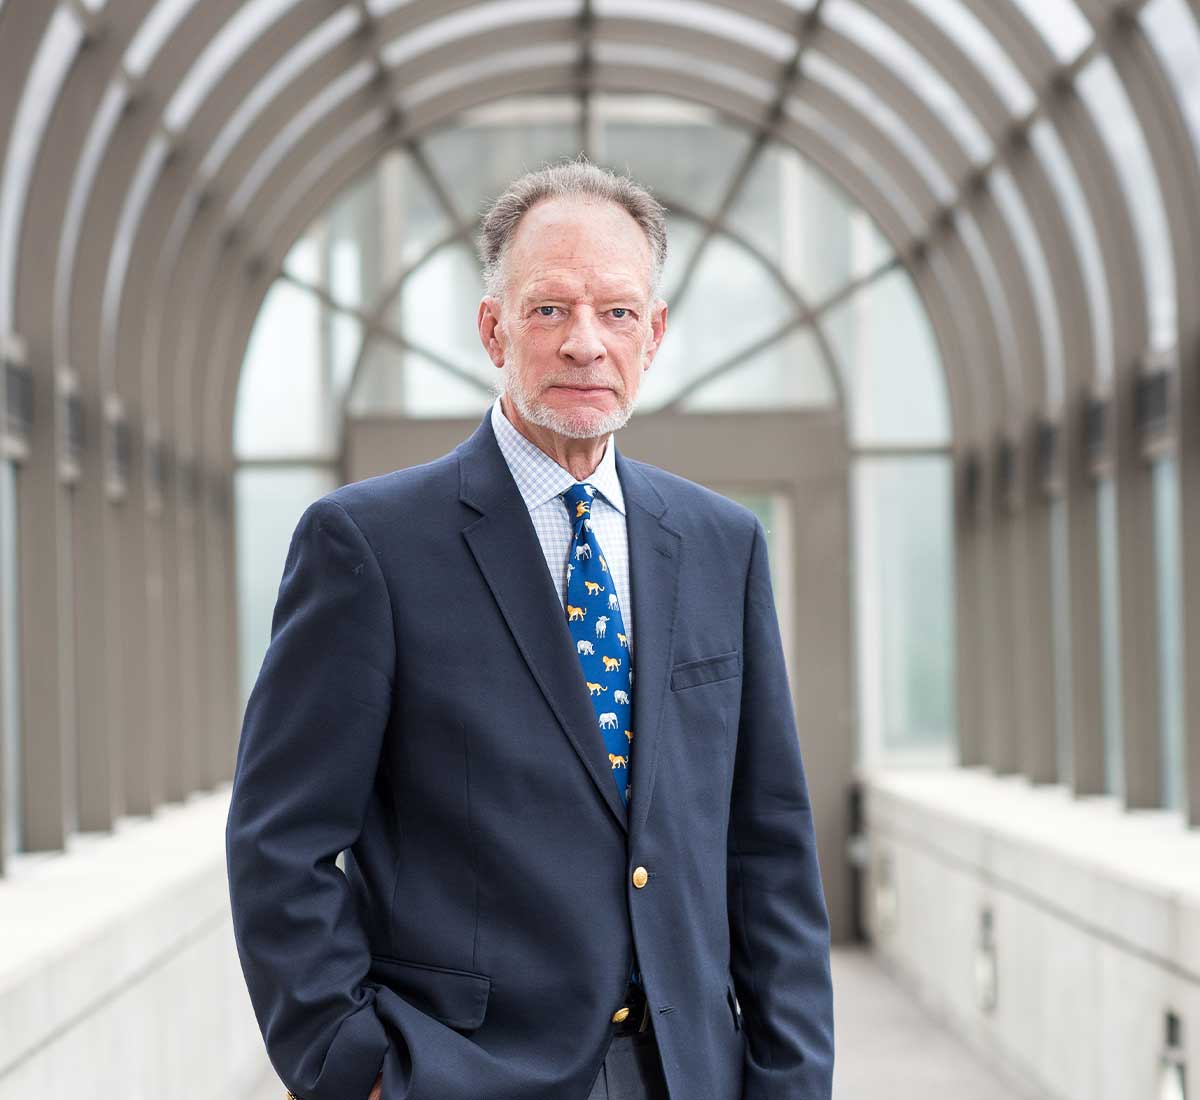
[496,356,639,440]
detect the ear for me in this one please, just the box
[642,298,668,372]
[477,296,507,368]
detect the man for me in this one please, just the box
[226,159,834,1100]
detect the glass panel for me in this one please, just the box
[284,149,452,313]
[659,214,704,302]
[1076,55,1177,352]
[906,0,1034,115]
[235,275,337,459]
[123,0,200,78]
[724,140,893,306]
[1096,477,1124,798]
[1141,0,1200,168]
[347,342,494,418]
[802,51,956,205]
[324,309,363,405]
[282,232,321,284]
[852,455,955,763]
[400,43,580,119]
[164,0,303,131]
[678,327,836,411]
[596,94,755,222]
[235,464,338,713]
[1029,119,1114,383]
[422,110,581,224]
[1006,0,1093,65]
[823,0,993,164]
[592,39,777,105]
[373,149,453,292]
[391,243,491,379]
[228,59,376,220]
[0,6,81,333]
[636,233,795,411]
[822,267,949,446]
[1153,457,1185,813]
[383,0,581,69]
[595,0,796,62]
[200,6,363,181]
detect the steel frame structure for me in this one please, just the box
[0,0,1198,873]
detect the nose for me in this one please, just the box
[558,307,606,366]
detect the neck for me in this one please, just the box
[500,392,609,482]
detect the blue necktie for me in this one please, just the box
[560,482,641,988]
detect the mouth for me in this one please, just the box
[548,384,614,395]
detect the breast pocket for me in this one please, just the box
[670,649,741,691]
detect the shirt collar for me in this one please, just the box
[490,393,626,516]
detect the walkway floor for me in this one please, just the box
[251,946,1041,1099]
[830,946,1040,1099]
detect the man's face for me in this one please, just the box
[477,197,668,440]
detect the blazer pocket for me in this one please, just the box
[368,954,491,1032]
[671,650,741,691]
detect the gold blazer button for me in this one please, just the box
[612,1006,631,1023]
[632,865,648,888]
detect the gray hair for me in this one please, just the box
[476,157,668,301]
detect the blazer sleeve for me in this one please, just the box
[727,518,835,1100]
[226,497,394,1100]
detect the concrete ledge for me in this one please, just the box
[861,766,1200,1100]
[0,786,270,1100]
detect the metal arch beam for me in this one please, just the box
[177,55,988,796]
[184,59,974,477]
[98,4,987,438]
[658,0,824,318]
[956,0,1167,807]
[0,7,1045,782]
[194,62,974,458]
[1073,0,1200,822]
[844,0,1142,791]
[97,4,416,792]
[32,0,255,824]
[4,0,1104,820]
[140,0,1152,806]
[3,0,205,857]
[192,56,921,458]
[839,0,1094,782]
[845,2,1106,794]
[2,0,1190,868]
[126,49,902,460]
[3,0,105,855]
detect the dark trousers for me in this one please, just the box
[585,982,670,1099]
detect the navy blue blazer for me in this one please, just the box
[225,407,834,1100]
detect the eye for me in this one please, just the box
[536,305,558,317]
[610,307,630,319]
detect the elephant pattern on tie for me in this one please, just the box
[560,482,635,811]
[561,481,642,990]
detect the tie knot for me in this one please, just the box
[561,482,597,521]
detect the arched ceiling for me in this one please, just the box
[0,0,1198,500]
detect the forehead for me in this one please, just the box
[506,196,653,295]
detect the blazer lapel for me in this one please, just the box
[614,449,682,842]
[457,411,629,833]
